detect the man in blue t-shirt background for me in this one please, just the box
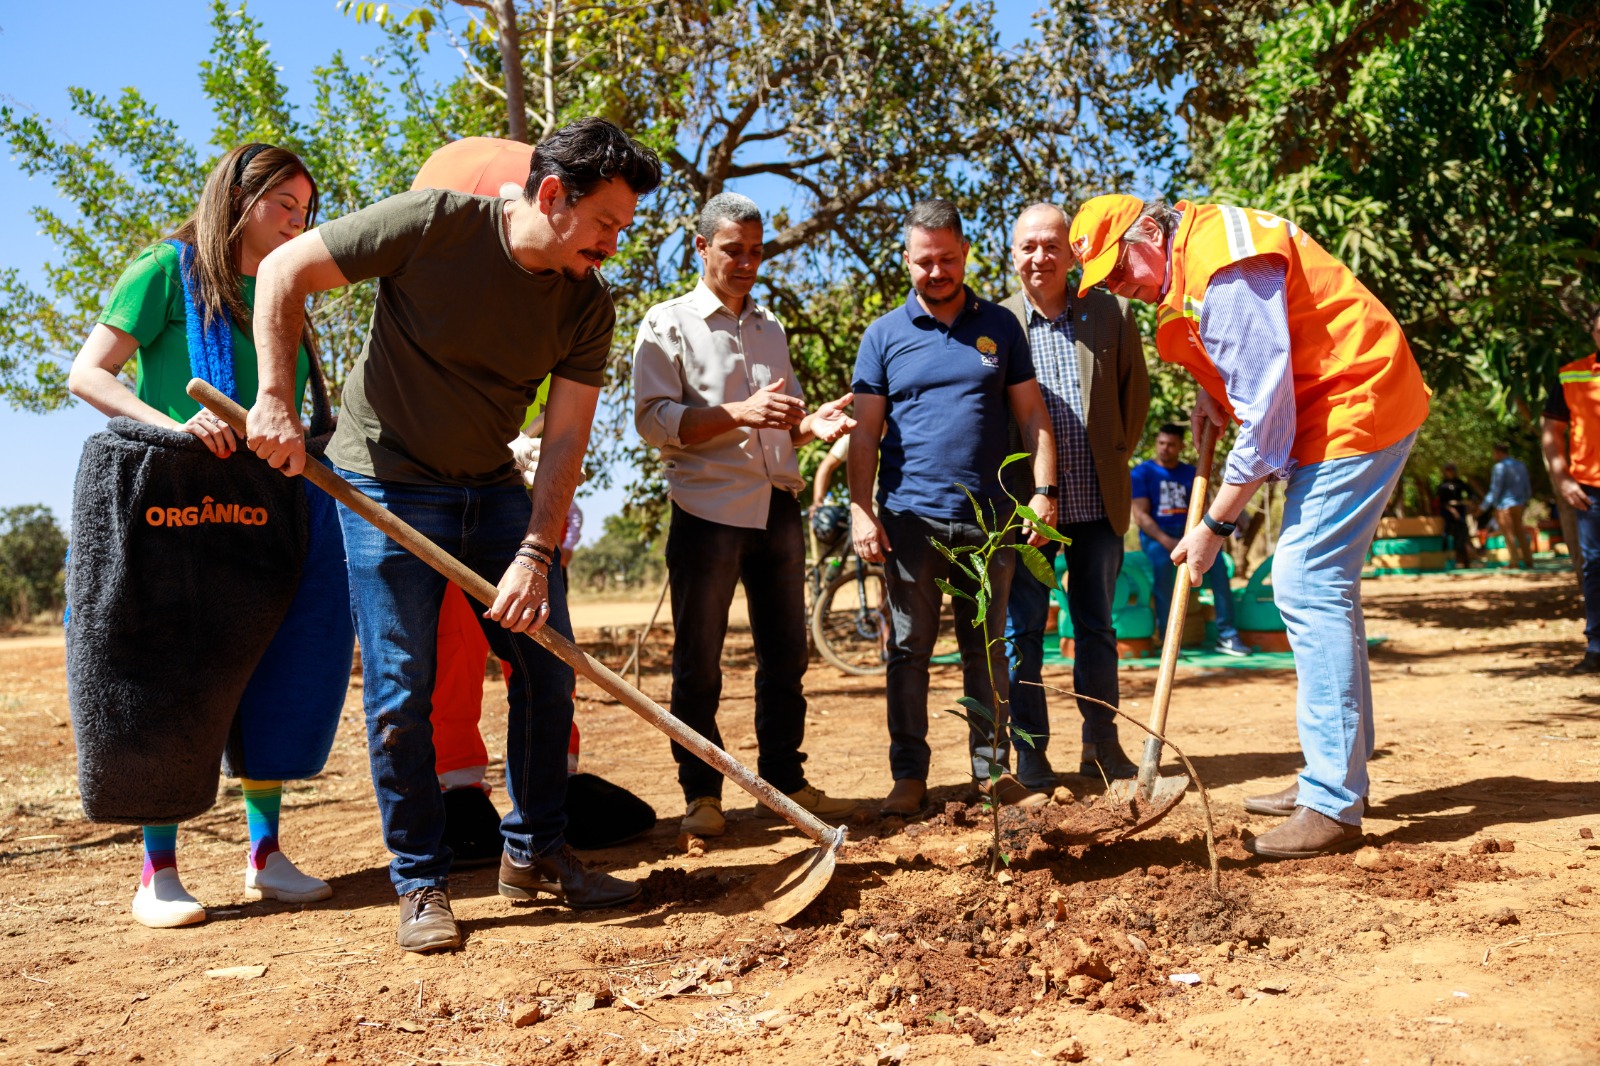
[849,199,1059,818]
[1130,423,1252,656]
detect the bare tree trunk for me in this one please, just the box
[491,0,528,142]
[541,0,559,137]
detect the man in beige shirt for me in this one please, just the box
[634,192,857,838]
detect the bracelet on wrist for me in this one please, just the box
[516,546,551,562]
[511,557,548,578]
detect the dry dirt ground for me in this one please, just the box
[3,567,1599,1066]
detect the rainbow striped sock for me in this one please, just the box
[141,824,178,887]
[240,779,283,870]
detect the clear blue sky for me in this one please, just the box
[0,2,1066,535]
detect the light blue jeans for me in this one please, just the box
[1273,431,1416,825]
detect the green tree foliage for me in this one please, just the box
[1172,0,1599,410]
[0,505,69,624]
[345,0,1179,508]
[0,0,447,413]
[567,511,665,592]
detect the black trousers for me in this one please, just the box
[665,491,810,801]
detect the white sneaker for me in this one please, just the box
[132,867,206,928]
[245,852,333,903]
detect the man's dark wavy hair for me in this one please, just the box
[525,117,662,202]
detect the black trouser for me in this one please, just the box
[1444,516,1471,566]
[665,491,809,801]
[880,508,1016,782]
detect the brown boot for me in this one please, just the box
[1243,806,1363,859]
[1242,781,1300,817]
[1243,780,1368,817]
[980,773,1048,809]
[879,779,927,817]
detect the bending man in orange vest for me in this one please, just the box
[1069,196,1430,859]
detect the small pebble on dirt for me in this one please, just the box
[1352,847,1387,871]
[1052,786,1075,805]
[1580,827,1594,840]
[1489,907,1519,926]
[1049,1038,1086,1062]
[511,1004,542,1028]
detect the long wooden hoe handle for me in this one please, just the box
[187,380,842,849]
[1133,418,1220,802]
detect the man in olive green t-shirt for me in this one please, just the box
[245,119,663,953]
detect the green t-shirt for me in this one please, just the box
[319,188,614,486]
[98,242,311,421]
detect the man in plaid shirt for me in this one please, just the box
[999,204,1150,787]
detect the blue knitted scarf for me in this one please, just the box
[164,238,238,402]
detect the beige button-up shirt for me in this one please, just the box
[632,280,806,529]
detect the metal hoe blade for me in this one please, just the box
[750,826,847,924]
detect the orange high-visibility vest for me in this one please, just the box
[1557,352,1600,487]
[1155,202,1430,466]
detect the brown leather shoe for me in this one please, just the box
[498,846,640,909]
[396,886,460,953]
[1243,806,1364,859]
[1242,781,1300,816]
[879,778,927,817]
[981,773,1048,809]
[1243,780,1368,817]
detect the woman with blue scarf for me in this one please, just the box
[66,143,352,929]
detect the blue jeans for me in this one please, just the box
[335,470,575,894]
[1273,431,1415,826]
[1577,484,1600,653]
[665,492,810,802]
[1144,540,1240,644]
[1004,518,1124,752]
[881,509,1016,781]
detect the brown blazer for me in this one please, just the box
[1001,288,1150,536]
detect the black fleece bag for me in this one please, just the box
[66,418,308,824]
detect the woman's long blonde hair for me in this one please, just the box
[169,143,320,338]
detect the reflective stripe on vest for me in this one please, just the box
[1154,201,1430,466]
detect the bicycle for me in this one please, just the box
[806,505,888,676]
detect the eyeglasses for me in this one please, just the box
[1105,240,1134,284]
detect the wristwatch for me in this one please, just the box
[1033,485,1059,499]
[1201,513,1237,537]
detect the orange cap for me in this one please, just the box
[1069,194,1144,296]
[412,136,533,196]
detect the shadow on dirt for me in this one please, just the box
[1374,775,1600,846]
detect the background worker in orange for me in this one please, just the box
[1068,195,1430,859]
[1542,306,1600,674]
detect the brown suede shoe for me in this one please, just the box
[980,773,1049,809]
[879,778,927,817]
[1243,781,1369,817]
[1243,806,1364,859]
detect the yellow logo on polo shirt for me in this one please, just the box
[975,335,999,368]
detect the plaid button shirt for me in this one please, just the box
[1028,304,1104,524]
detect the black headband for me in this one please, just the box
[232,144,269,187]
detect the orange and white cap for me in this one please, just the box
[1069,194,1144,297]
[412,136,533,196]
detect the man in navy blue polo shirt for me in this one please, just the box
[848,199,1059,817]
[1130,423,1252,656]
